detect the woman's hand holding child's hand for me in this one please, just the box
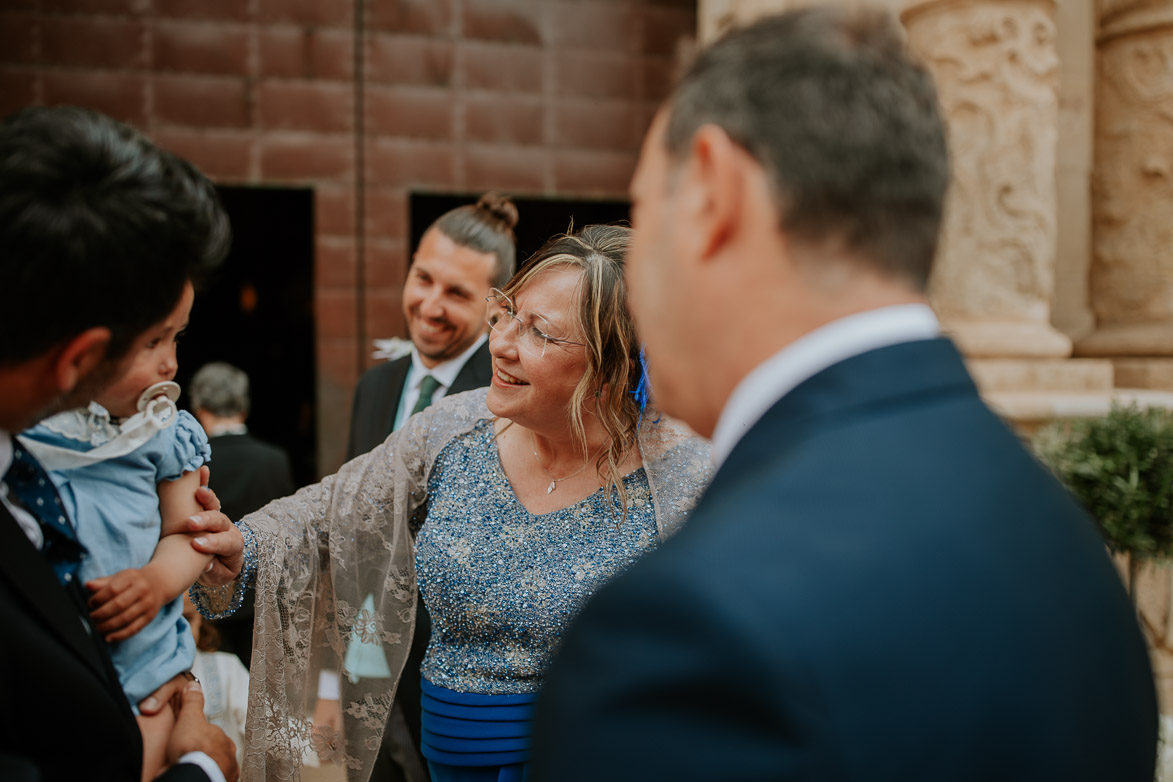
[86,566,166,642]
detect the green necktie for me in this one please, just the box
[411,374,442,416]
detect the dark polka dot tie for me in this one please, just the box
[5,442,86,586]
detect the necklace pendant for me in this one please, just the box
[547,480,557,494]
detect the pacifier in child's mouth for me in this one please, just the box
[136,381,181,413]
[136,381,182,425]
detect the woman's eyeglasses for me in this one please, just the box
[485,289,585,359]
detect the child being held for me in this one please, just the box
[19,282,213,781]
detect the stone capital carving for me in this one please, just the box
[903,0,1070,357]
[1082,0,1173,358]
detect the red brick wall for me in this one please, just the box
[0,0,696,475]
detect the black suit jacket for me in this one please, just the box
[205,432,296,667]
[347,341,493,460]
[532,338,1158,781]
[0,505,210,782]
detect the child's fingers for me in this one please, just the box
[94,602,143,633]
[104,614,151,643]
[89,583,145,622]
[95,600,150,634]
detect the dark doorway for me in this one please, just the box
[176,186,317,488]
[409,193,630,270]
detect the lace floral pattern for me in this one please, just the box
[193,388,711,781]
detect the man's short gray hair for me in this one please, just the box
[190,362,250,417]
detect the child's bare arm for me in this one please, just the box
[87,470,214,641]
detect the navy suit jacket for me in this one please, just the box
[531,338,1157,781]
[0,504,210,782]
[347,341,493,460]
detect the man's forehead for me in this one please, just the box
[413,241,494,287]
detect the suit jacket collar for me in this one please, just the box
[712,305,940,466]
[718,337,977,480]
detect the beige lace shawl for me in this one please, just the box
[196,388,712,781]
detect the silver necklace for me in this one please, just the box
[530,431,589,494]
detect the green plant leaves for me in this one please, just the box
[1033,404,1173,559]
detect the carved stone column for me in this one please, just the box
[1077,0,1173,358]
[903,0,1071,358]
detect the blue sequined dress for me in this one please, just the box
[191,388,712,780]
[416,420,659,780]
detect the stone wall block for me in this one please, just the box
[258,80,354,133]
[365,86,454,140]
[364,238,407,290]
[367,36,454,87]
[155,0,251,22]
[553,148,637,195]
[459,43,544,93]
[0,69,37,116]
[364,187,407,242]
[153,22,250,76]
[258,0,351,28]
[554,51,640,101]
[549,4,639,52]
[155,74,250,128]
[316,235,358,289]
[465,143,547,192]
[260,135,354,181]
[0,16,38,66]
[41,0,147,13]
[462,0,545,46]
[42,17,146,69]
[43,71,147,126]
[554,99,642,150]
[368,0,454,37]
[464,95,544,145]
[315,184,356,237]
[366,138,456,188]
[152,129,254,181]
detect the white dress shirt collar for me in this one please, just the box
[410,332,488,392]
[710,304,940,468]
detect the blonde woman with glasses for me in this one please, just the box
[192,224,712,782]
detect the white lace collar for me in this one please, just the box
[38,402,121,447]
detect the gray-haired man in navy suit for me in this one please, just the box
[532,8,1157,781]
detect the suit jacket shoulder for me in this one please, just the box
[533,338,1157,782]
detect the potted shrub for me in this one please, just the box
[1032,403,1173,596]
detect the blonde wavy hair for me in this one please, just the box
[500,223,645,519]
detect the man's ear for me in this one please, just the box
[685,124,745,261]
[52,327,111,393]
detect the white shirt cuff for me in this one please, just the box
[318,669,341,700]
[178,751,227,782]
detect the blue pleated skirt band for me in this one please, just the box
[420,678,536,782]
